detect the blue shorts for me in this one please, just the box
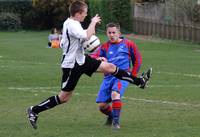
[96,76,129,103]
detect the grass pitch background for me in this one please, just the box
[0,31,200,137]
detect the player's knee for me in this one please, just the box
[111,91,120,100]
[59,97,68,103]
[58,91,73,103]
[100,62,116,73]
[98,103,108,109]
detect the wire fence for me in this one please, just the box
[133,17,200,43]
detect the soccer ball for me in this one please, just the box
[83,35,100,52]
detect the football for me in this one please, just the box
[83,35,100,52]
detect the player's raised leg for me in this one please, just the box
[97,61,152,88]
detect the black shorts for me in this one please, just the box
[61,55,101,91]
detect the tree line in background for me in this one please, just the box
[88,0,133,32]
[0,0,73,30]
[0,0,199,32]
[0,0,31,30]
[0,0,133,32]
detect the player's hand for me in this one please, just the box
[91,14,101,24]
[97,57,107,62]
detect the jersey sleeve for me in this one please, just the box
[90,46,101,59]
[127,40,142,77]
[90,43,108,59]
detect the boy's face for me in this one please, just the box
[106,27,121,43]
[78,7,88,22]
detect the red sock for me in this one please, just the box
[112,100,122,124]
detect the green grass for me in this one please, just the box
[0,31,200,137]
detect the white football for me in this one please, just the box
[83,35,100,52]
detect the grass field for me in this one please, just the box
[0,31,200,137]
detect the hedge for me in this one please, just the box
[88,0,133,33]
[0,0,133,31]
[0,12,21,30]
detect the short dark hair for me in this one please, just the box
[106,22,120,31]
[51,28,57,34]
[69,0,88,17]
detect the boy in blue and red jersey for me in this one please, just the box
[91,23,152,129]
[26,1,152,130]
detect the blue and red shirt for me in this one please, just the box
[91,37,142,77]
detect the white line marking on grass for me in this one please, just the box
[123,96,200,108]
[8,86,200,108]
[8,87,58,94]
[149,84,200,88]
[0,59,59,65]
[8,87,58,90]
[8,84,200,90]
[157,71,200,78]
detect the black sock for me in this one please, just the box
[112,67,141,85]
[32,95,61,114]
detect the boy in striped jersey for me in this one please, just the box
[26,1,152,130]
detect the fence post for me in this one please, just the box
[161,23,165,39]
[166,22,169,39]
[193,25,198,42]
[197,26,200,43]
[152,20,156,36]
[169,23,173,40]
[189,25,192,41]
